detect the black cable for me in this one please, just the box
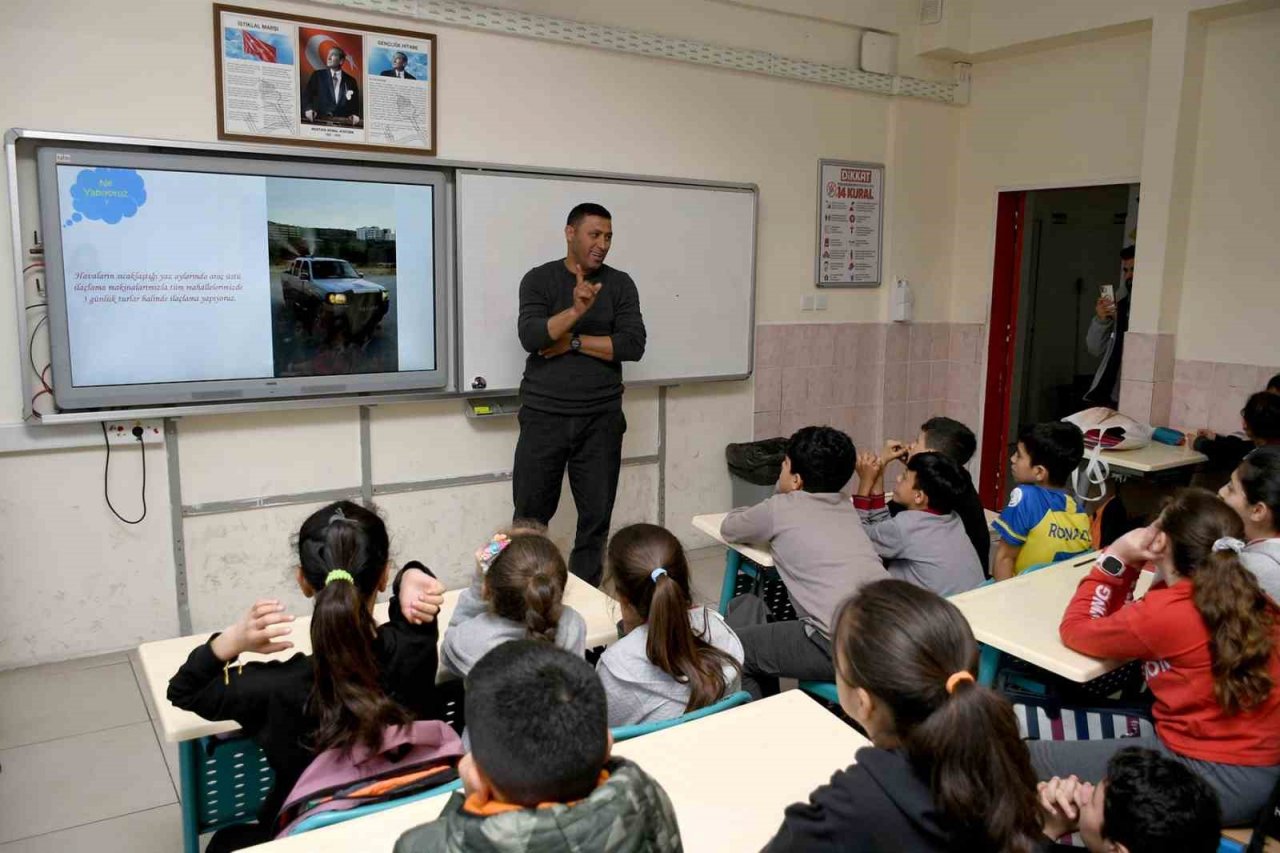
[28,314,52,394]
[102,422,147,524]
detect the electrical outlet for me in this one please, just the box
[801,294,816,311]
[104,419,164,445]
[815,293,829,311]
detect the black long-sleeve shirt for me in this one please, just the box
[166,562,440,828]
[516,259,646,415]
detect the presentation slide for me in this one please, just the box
[55,165,436,388]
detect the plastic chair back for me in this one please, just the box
[610,691,751,742]
[797,681,840,705]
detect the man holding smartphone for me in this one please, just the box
[1084,245,1136,408]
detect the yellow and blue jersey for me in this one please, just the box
[993,485,1092,574]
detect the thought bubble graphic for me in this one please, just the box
[66,168,147,227]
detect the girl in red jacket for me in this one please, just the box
[1029,488,1280,825]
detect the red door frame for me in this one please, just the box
[978,191,1028,508]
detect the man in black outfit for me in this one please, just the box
[513,203,647,586]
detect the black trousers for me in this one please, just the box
[725,594,835,699]
[513,406,626,586]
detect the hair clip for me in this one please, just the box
[476,533,511,573]
[1212,537,1245,555]
[330,507,347,524]
[650,567,668,583]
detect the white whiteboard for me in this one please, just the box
[456,170,756,393]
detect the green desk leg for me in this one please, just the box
[718,548,742,615]
[179,739,201,853]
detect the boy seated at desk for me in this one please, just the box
[852,450,984,597]
[394,640,681,853]
[881,415,991,578]
[720,425,886,698]
[1036,747,1221,853]
[1195,385,1280,472]
[992,421,1092,580]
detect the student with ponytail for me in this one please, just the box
[167,501,446,852]
[1031,488,1280,825]
[440,523,586,677]
[1220,446,1280,601]
[596,523,743,727]
[766,579,1045,852]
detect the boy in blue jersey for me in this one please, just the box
[992,421,1091,580]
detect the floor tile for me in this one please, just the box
[0,804,184,853]
[0,661,148,750]
[150,717,181,802]
[0,722,176,843]
[687,545,727,608]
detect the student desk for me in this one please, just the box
[1097,443,1206,481]
[135,574,619,853]
[242,690,871,852]
[948,551,1154,683]
[691,511,774,614]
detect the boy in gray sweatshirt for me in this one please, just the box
[853,450,983,597]
[721,426,886,698]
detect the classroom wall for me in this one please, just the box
[1165,5,1280,433]
[0,0,952,667]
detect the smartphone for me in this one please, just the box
[1100,285,1115,302]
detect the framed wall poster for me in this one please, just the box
[815,159,884,287]
[214,4,437,155]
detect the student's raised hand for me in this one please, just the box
[855,451,883,484]
[1037,775,1084,839]
[880,440,908,466]
[571,264,602,315]
[1107,525,1160,568]
[399,567,446,625]
[211,599,295,662]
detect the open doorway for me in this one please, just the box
[979,183,1139,506]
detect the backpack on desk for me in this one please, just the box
[274,720,465,837]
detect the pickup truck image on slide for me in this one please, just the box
[281,257,390,340]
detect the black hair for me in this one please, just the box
[465,640,608,807]
[835,581,1042,851]
[566,203,612,228]
[1267,373,1280,393]
[1242,391,1280,443]
[920,416,977,467]
[1240,446,1280,532]
[1018,421,1084,486]
[1102,747,1221,853]
[785,425,855,494]
[905,452,967,515]
[296,501,410,755]
[1120,245,1136,260]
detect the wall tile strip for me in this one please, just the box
[754,322,986,456]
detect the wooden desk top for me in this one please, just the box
[947,551,1154,683]
[136,573,619,743]
[245,690,870,853]
[1098,442,1206,474]
[691,512,775,567]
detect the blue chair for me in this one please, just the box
[798,680,840,705]
[284,778,464,836]
[179,734,275,853]
[610,691,752,742]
